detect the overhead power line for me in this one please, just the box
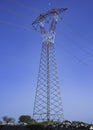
[59,30,93,58]
[64,22,93,48]
[4,0,37,13]
[0,20,31,30]
[62,47,93,70]
[0,7,31,17]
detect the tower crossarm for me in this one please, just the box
[45,8,68,16]
[32,8,68,44]
[32,8,67,30]
[32,8,67,25]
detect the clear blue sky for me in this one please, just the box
[0,0,93,123]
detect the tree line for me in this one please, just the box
[0,115,35,125]
[0,115,93,129]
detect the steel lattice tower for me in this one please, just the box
[32,8,67,122]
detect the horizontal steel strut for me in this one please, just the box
[32,8,67,26]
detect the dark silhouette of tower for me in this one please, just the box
[32,8,67,122]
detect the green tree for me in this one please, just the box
[19,115,35,124]
[2,116,15,124]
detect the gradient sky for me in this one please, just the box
[0,0,93,123]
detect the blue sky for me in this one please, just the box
[0,0,93,123]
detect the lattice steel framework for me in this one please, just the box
[32,8,67,122]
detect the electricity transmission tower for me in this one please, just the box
[32,8,67,122]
